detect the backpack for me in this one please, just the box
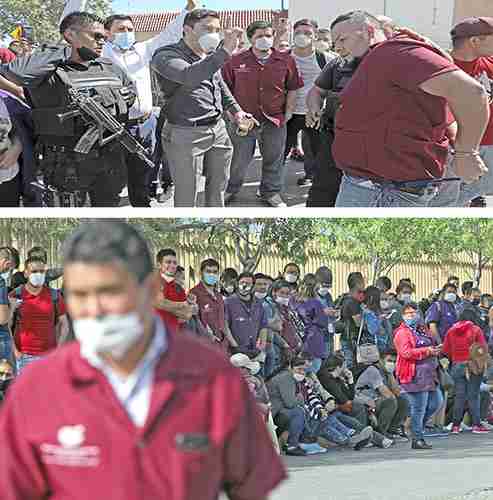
[11,285,60,334]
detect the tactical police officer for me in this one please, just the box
[0,12,136,207]
[305,55,362,207]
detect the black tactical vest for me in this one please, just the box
[28,57,133,146]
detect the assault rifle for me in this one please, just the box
[57,87,155,168]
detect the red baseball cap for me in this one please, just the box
[451,17,493,39]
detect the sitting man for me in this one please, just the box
[318,353,393,448]
[266,357,308,456]
[355,349,410,441]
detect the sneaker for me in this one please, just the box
[461,423,473,432]
[480,421,493,431]
[472,425,491,434]
[297,176,313,186]
[291,149,305,162]
[412,439,433,450]
[470,196,487,207]
[349,426,373,449]
[299,443,328,455]
[451,425,460,435]
[381,438,394,449]
[286,445,307,456]
[388,427,409,442]
[224,192,236,204]
[262,193,287,208]
[423,426,449,438]
[256,189,261,198]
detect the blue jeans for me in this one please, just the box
[341,339,354,370]
[451,363,482,427]
[0,332,15,372]
[17,353,43,374]
[335,174,438,207]
[403,388,443,440]
[278,407,306,447]
[226,120,287,197]
[320,413,354,444]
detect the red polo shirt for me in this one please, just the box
[0,48,16,64]
[155,278,186,333]
[333,38,458,182]
[0,327,286,499]
[189,281,226,337]
[453,56,493,145]
[10,286,66,356]
[222,48,304,127]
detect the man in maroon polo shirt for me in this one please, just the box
[0,221,286,500]
[153,248,192,333]
[189,258,238,354]
[331,11,490,207]
[222,20,304,208]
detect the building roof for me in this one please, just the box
[131,9,288,33]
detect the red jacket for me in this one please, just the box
[0,325,285,500]
[394,323,435,384]
[442,320,486,363]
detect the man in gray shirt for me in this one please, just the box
[151,9,253,207]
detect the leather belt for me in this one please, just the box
[192,116,220,128]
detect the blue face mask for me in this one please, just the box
[113,31,135,50]
[305,358,322,375]
[404,317,417,329]
[203,273,218,286]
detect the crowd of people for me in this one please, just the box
[2,237,493,458]
[0,3,493,206]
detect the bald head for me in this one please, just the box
[376,15,397,38]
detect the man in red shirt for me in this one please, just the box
[153,248,192,333]
[9,257,66,374]
[189,258,238,354]
[222,20,304,208]
[331,11,490,207]
[449,17,493,207]
[0,221,286,499]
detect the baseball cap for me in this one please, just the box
[230,353,261,375]
[451,17,493,39]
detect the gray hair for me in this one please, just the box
[330,10,383,31]
[63,221,153,283]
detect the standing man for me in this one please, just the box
[330,11,489,207]
[103,1,197,206]
[0,12,136,207]
[154,248,192,333]
[0,221,286,499]
[190,258,236,354]
[449,18,493,207]
[224,273,269,359]
[222,20,304,207]
[9,257,66,373]
[283,19,334,187]
[0,248,15,366]
[152,9,251,207]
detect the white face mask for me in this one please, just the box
[399,293,412,304]
[255,291,267,300]
[284,273,298,284]
[385,361,396,373]
[315,40,330,52]
[113,31,135,50]
[293,372,305,382]
[294,34,312,49]
[444,293,457,303]
[238,284,252,296]
[0,270,11,286]
[318,287,330,297]
[74,312,144,361]
[224,285,235,295]
[255,36,274,51]
[276,296,290,307]
[198,32,221,53]
[29,272,45,288]
[380,300,390,310]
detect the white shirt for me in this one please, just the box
[83,317,167,427]
[0,97,19,184]
[59,1,187,119]
[292,51,323,115]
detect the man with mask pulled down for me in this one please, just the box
[0,222,286,499]
[151,9,254,207]
[0,12,137,207]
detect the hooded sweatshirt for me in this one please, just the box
[442,320,486,364]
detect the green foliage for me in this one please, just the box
[0,0,112,44]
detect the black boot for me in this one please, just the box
[412,439,432,450]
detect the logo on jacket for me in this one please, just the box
[58,425,86,449]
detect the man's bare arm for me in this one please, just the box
[0,74,24,99]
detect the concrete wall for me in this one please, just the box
[289,0,456,47]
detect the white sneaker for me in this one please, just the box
[461,423,472,432]
[445,423,453,432]
[263,193,287,208]
[480,421,493,431]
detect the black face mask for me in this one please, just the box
[77,46,100,62]
[472,299,481,306]
[0,378,12,393]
